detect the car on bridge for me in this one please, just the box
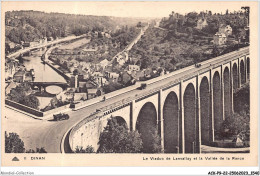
[53,113,69,121]
[138,83,147,90]
[195,63,202,68]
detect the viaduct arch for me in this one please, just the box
[183,83,196,153]
[213,71,223,138]
[224,67,231,118]
[240,60,246,84]
[163,91,179,153]
[233,63,239,90]
[136,102,157,153]
[200,77,211,145]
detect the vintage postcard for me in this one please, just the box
[1,1,258,168]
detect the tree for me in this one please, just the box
[146,127,162,153]
[137,22,142,28]
[226,9,229,15]
[74,146,95,153]
[20,94,40,109]
[212,46,220,57]
[185,27,193,37]
[153,45,159,52]
[141,57,152,69]
[191,51,202,63]
[26,147,47,153]
[7,83,40,109]
[97,117,143,153]
[5,132,25,153]
[103,82,123,94]
[98,32,103,38]
[185,12,198,27]
[219,112,249,141]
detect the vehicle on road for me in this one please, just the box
[195,63,201,68]
[139,83,147,90]
[53,113,69,121]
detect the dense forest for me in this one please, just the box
[5,10,152,44]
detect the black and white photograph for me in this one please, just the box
[1,1,258,170]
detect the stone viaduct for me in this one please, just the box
[69,47,250,153]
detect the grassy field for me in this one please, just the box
[59,38,90,50]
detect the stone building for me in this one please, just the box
[213,32,227,45]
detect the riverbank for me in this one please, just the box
[44,60,71,81]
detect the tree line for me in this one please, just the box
[5,10,147,44]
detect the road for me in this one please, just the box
[4,47,249,153]
[6,34,86,59]
[109,25,149,65]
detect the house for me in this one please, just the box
[104,32,111,38]
[87,88,103,100]
[85,80,99,89]
[80,62,91,71]
[91,71,106,87]
[92,71,103,78]
[105,71,119,82]
[5,61,16,79]
[74,93,87,101]
[6,42,16,50]
[13,70,25,83]
[196,18,208,29]
[213,32,227,45]
[99,59,109,69]
[116,55,125,65]
[127,65,140,72]
[130,70,145,81]
[219,24,232,36]
[116,52,128,66]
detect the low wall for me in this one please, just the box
[43,103,71,116]
[69,113,109,151]
[45,61,70,81]
[5,99,44,117]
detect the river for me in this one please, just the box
[23,49,66,109]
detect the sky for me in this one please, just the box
[2,1,250,18]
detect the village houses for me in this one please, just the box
[219,24,232,36]
[213,32,227,45]
[196,18,208,29]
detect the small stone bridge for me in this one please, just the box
[29,82,69,92]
